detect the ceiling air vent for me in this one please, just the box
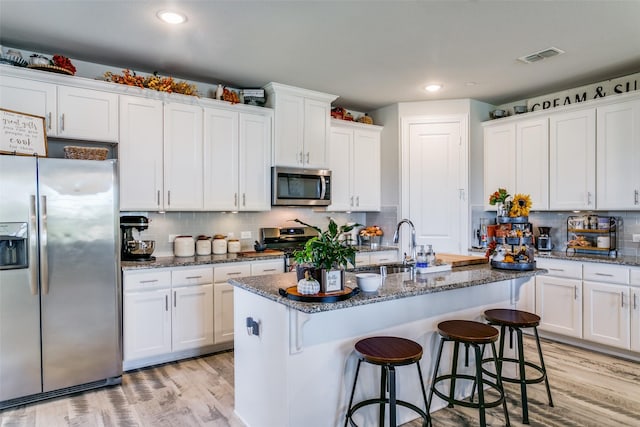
[518,47,565,64]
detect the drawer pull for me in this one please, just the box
[262,268,277,272]
[548,268,564,271]
[227,272,243,276]
[140,279,159,284]
[165,295,168,311]
[174,291,177,307]
[594,273,614,277]
[621,292,625,308]
[574,285,578,300]
[186,275,202,279]
[635,190,639,205]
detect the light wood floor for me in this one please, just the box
[1,337,639,426]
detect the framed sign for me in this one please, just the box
[0,108,48,156]
[321,269,345,293]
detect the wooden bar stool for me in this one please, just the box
[480,309,554,424]
[344,336,431,427]
[427,320,510,427]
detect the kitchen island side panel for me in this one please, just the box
[233,279,518,426]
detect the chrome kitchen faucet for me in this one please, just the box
[393,219,417,264]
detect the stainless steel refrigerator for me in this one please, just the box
[0,155,122,408]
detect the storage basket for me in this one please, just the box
[63,146,109,160]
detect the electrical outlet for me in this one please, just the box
[168,234,177,243]
[227,232,235,238]
[633,234,640,243]
[240,231,252,239]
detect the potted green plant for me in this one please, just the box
[292,218,361,293]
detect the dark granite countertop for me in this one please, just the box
[121,251,285,270]
[228,264,545,314]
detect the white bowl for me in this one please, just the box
[356,273,381,293]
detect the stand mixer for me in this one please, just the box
[120,216,155,261]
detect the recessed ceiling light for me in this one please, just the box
[425,84,443,92]
[157,10,187,24]
[465,81,477,86]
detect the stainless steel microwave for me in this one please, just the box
[271,166,331,206]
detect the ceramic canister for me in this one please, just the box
[228,239,241,253]
[174,236,195,257]
[212,235,227,254]
[196,236,211,256]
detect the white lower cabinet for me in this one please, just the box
[583,281,630,349]
[536,272,583,338]
[123,270,172,362]
[171,283,214,352]
[631,269,640,351]
[515,276,536,313]
[213,260,283,344]
[123,266,214,368]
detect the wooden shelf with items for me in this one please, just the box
[566,215,617,257]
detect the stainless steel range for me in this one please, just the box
[260,226,318,271]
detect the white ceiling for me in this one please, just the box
[1,0,639,111]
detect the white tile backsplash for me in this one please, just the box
[123,208,366,257]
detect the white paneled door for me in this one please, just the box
[406,119,466,254]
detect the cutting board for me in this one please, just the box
[437,253,488,267]
[237,249,284,257]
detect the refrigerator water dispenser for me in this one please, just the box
[0,222,28,270]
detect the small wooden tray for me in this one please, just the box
[278,286,359,303]
[237,249,284,257]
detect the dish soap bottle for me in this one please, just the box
[416,245,428,274]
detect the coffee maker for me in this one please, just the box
[120,215,155,261]
[537,226,553,252]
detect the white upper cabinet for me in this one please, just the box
[238,112,271,210]
[303,98,331,168]
[596,99,640,209]
[204,107,239,211]
[549,108,596,210]
[164,103,204,210]
[57,86,118,142]
[0,73,118,142]
[483,123,516,210]
[328,120,382,212]
[516,117,549,210]
[0,76,57,135]
[119,95,164,211]
[483,118,550,211]
[264,82,338,169]
[203,108,272,211]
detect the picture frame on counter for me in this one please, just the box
[321,269,345,293]
[0,108,47,157]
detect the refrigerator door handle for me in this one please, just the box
[39,195,49,294]
[29,195,39,296]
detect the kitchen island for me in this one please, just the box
[229,264,545,427]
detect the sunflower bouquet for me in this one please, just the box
[509,193,532,217]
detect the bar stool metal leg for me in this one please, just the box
[491,340,511,427]
[344,359,363,427]
[426,337,445,414]
[534,327,554,407]
[379,364,387,424]
[389,366,397,427]
[448,341,460,407]
[474,343,487,426]
[515,328,530,424]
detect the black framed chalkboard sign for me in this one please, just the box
[0,108,48,156]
